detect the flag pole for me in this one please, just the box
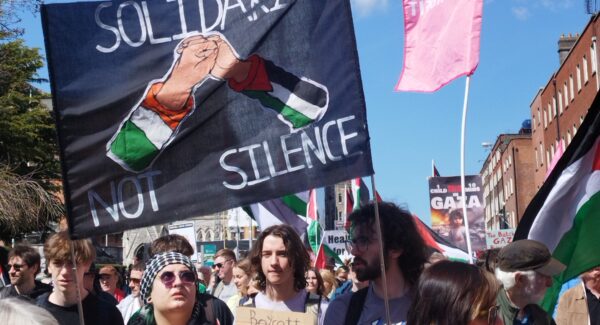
[370,175,391,325]
[70,244,86,325]
[460,75,474,264]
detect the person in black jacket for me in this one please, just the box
[0,244,51,300]
[35,231,124,325]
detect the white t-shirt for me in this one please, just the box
[214,280,238,303]
[254,290,328,325]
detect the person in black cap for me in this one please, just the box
[495,239,566,325]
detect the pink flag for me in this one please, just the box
[545,139,565,179]
[395,0,483,92]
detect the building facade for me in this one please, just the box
[530,16,600,190]
[481,132,535,230]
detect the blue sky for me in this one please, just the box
[16,0,590,225]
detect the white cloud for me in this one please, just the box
[351,0,388,16]
[512,6,531,20]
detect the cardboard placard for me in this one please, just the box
[236,307,316,325]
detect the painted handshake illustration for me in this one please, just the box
[107,32,329,172]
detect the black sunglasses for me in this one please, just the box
[212,260,232,269]
[8,263,24,271]
[159,271,196,288]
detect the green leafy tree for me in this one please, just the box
[0,2,63,240]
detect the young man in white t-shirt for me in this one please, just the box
[245,224,327,324]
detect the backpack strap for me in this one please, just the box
[344,287,369,325]
[304,292,322,313]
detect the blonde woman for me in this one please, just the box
[319,269,338,300]
[226,258,253,316]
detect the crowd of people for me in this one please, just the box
[0,201,598,325]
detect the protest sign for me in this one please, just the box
[428,176,486,252]
[42,0,373,238]
[236,307,315,325]
[485,228,515,249]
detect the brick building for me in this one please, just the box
[481,131,535,230]
[530,15,600,190]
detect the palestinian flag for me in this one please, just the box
[242,192,309,237]
[344,178,371,229]
[413,215,469,262]
[514,92,600,312]
[307,189,343,268]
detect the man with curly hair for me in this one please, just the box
[246,224,327,324]
[324,202,429,325]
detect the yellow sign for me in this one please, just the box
[236,307,316,325]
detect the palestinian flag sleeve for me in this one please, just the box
[231,55,329,130]
[514,91,600,312]
[107,55,328,172]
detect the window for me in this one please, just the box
[535,148,539,167]
[552,96,557,118]
[564,82,569,107]
[592,41,598,74]
[510,178,514,195]
[539,143,544,165]
[557,91,562,116]
[574,124,578,136]
[551,143,555,157]
[537,108,541,126]
[338,193,342,203]
[543,106,548,128]
[584,55,589,83]
[569,75,574,101]
[509,155,512,165]
[577,64,582,91]
[567,130,572,144]
[546,149,550,167]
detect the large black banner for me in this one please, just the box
[42,0,373,238]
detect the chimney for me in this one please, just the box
[558,33,579,65]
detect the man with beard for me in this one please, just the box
[0,244,52,300]
[36,231,123,325]
[495,240,566,325]
[324,202,428,325]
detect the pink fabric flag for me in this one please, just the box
[545,139,565,179]
[395,0,483,92]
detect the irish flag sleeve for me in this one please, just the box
[107,82,194,172]
[228,55,328,130]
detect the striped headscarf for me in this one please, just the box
[140,251,197,303]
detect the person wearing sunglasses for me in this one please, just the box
[0,244,51,300]
[128,251,233,325]
[211,249,237,303]
[117,262,144,323]
[407,260,502,325]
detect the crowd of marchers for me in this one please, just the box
[0,202,598,325]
